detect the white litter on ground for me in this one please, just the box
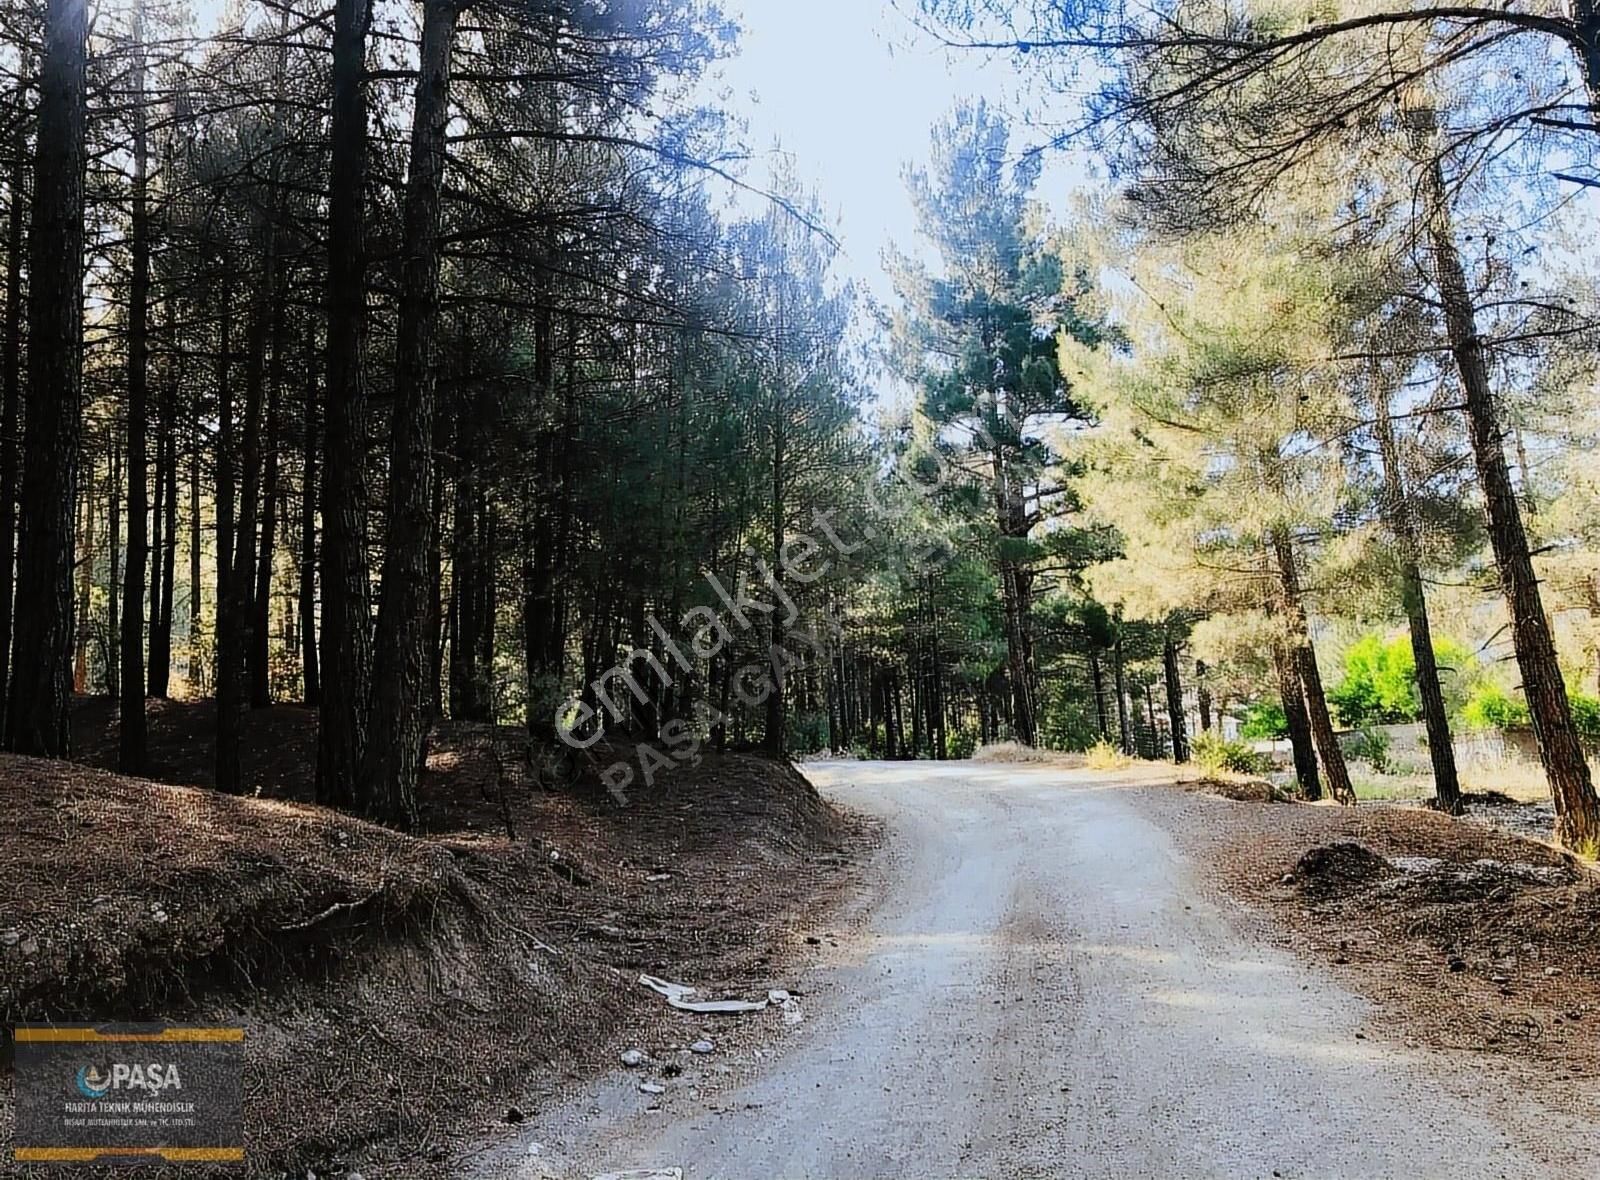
[667,996,768,1015]
[638,974,696,1000]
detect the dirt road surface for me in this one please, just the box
[460,762,1596,1179]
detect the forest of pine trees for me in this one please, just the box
[0,0,1107,833]
[914,0,1600,851]
[5,0,1600,854]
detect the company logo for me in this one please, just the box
[73,1062,183,1099]
[74,1066,111,1100]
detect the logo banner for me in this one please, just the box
[12,1024,244,1165]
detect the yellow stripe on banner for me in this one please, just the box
[13,1027,244,1043]
[14,1147,245,1162]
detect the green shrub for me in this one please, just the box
[1569,692,1600,744]
[1460,683,1531,731]
[1461,683,1600,743]
[1238,701,1288,741]
[1331,632,1471,727]
[946,724,979,760]
[1192,731,1270,775]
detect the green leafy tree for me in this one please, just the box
[1330,632,1471,728]
[1064,221,1357,802]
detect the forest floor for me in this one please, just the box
[1134,782,1600,1087]
[2,699,875,1177]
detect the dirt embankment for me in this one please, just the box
[1132,786,1600,1095]
[3,702,870,1176]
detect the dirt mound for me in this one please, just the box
[71,696,319,799]
[2,711,865,1176]
[1290,839,1578,906]
[1292,841,1397,898]
[1376,855,1578,904]
[1188,776,1283,804]
[0,756,473,1024]
[1461,790,1522,808]
[0,754,624,1175]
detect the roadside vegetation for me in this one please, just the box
[901,0,1600,855]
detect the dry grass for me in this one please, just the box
[1084,739,1134,770]
[1460,754,1573,803]
[973,740,1086,766]
[1349,752,1589,805]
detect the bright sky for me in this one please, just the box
[704,0,1079,308]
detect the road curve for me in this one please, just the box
[461,761,1592,1179]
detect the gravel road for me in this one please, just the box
[460,761,1594,1179]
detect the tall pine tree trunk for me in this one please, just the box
[147,400,166,696]
[73,465,92,691]
[1000,560,1035,745]
[317,0,375,807]
[215,275,233,680]
[1416,122,1600,848]
[449,449,485,719]
[1162,630,1188,764]
[764,390,787,756]
[149,371,176,698]
[522,233,561,739]
[250,373,279,708]
[1113,636,1131,754]
[7,0,87,756]
[1089,649,1108,741]
[990,409,1036,746]
[1373,380,1461,813]
[107,438,120,700]
[1271,527,1354,804]
[117,4,150,773]
[448,351,496,723]
[362,0,458,827]
[299,327,320,704]
[426,405,445,717]
[1272,639,1320,798]
[188,401,200,687]
[927,595,946,759]
[0,98,27,707]
[219,3,291,788]
[216,231,272,794]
